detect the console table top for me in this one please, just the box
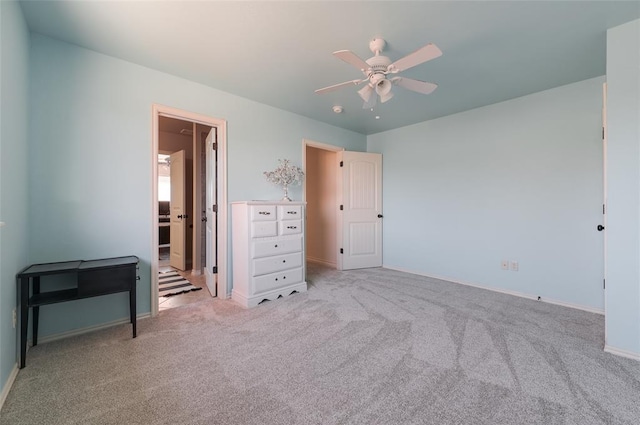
[17,261,82,277]
[17,256,138,278]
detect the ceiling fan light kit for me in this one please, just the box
[357,84,373,102]
[375,79,394,103]
[315,37,442,109]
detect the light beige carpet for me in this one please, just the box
[1,264,639,424]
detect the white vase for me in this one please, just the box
[282,186,291,202]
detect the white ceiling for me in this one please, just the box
[20,1,640,135]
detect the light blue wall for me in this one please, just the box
[605,19,640,356]
[7,14,636,387]
[28,34,365,338]
[0,0,30,394]
[368,76,605,311]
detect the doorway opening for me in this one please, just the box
[303,138,384,272]
[152,105,228,317]
[156,118,211,310]
[304,140,343,269]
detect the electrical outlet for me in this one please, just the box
[510,261,519,271]
[12,308,17,328]
[501,260,509,270]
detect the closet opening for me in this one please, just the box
[303,140,343,269]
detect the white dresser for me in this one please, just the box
[231,201,307,308]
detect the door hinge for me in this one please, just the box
[603,204,605,214]
[602,127,605,140]
[340,205,343,211]
[212,142,218,151]
[339,161,343,167]
[212,204,218,213]
[603,279,606,289]
[340,248,343,254]
[212,266,218,274]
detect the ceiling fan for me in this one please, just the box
[315,38,442,108]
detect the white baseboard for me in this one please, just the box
[604,345,640,361]
[306,256,336,268]
[537,296,604,315]
[383,265,604,315]
[0,363,19,412]
[32,313,151,346]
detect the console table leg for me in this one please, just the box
[129,287,137,338]
[32,277,40,346]
[32,307,39,346]
[19,278,29,369]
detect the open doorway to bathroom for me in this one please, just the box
[156,117,212,311]
[151,105,228,316]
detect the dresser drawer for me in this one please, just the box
[252,221,277,238]
[280,220,302,235]
[251,205,276,221]
[253,252,302,276]
[279,205,302,220]
[253,237,302,258]
[254,267,303,295]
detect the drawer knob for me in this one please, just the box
[287,226,297,229]
[274,244,278,248]
[282,260,286,263]
[258,211,271,215]
[287,211,297,215]
[275,278,278,281]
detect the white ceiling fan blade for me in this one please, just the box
[389,43,442,73]
[333,50,370,72]
[392,77,438,95]
[315,79,363,94]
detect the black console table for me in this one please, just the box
[16,256,139,368]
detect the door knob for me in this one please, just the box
[597,225,605,231]
[377,214,384,218]
[201,216,207,222]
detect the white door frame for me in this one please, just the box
[151,104,228,317]
[192,123,203,275]
[602,82,608,344]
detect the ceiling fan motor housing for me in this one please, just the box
[365,54,392,89]
[365,55,391,74]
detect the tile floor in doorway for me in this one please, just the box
[158,248,213,311]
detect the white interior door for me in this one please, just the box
[337,151,383,270]
[170,150,186,270]
[205,129,217,296]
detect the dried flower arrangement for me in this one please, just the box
[263,159,305,201]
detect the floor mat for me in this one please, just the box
[158,271,202,297]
